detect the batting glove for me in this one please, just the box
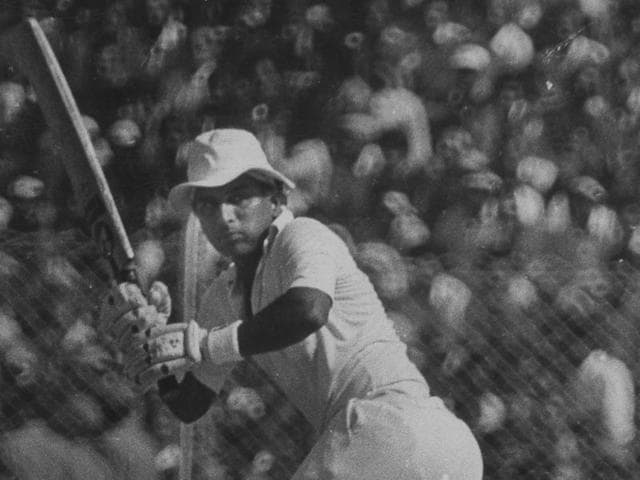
[126,320,243,391]
[98,281,171,352]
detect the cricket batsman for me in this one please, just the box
[101,128,483,479]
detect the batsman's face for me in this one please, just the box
[192,176,279,259]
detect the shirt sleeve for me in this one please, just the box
[279,218,346,299]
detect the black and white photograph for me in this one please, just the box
[0,1,639,479]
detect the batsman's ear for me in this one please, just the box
[271,196,286,218]
[271,182,287,207]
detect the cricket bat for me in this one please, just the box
[1,19,204,478]
[0,18,136,284]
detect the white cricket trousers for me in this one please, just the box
[291,381,483,480]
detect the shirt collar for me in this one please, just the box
[263,206,294,252]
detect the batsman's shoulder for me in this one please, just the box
[280,216,341,243]
[284,215,328,231]
[278,216,350,254]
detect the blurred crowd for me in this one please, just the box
[3,0,640,478]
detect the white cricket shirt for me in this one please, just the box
[194,208,428,432]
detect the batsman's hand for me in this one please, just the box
[98,281,171,352]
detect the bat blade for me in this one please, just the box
[0,18,136,283]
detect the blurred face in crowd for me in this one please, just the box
[498,80,524,113]
[116,98,151,128]
[556,8,585,40]
[146,0,170,27]
[74,7,93,27]
[104,2,129,35]
[365,0,391,31]
[162,114,199,157]
[56,0,73,13]
[424,1,449,30]
[255,58,282,99]
[241,0,272,28]
[192,175,281,260]
[535,75,567,112]
[96,44,129,88]
[190,26,222,67]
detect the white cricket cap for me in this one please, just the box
[168,128,295,216]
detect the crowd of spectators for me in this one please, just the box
[2,0,640,478]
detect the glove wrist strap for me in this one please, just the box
[200,320,243,364]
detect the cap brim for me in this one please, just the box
[168,168,295,217]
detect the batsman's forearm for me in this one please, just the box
[237,287,332,356]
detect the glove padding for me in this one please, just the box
[98,281,171,351]
[125,320,206,390]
